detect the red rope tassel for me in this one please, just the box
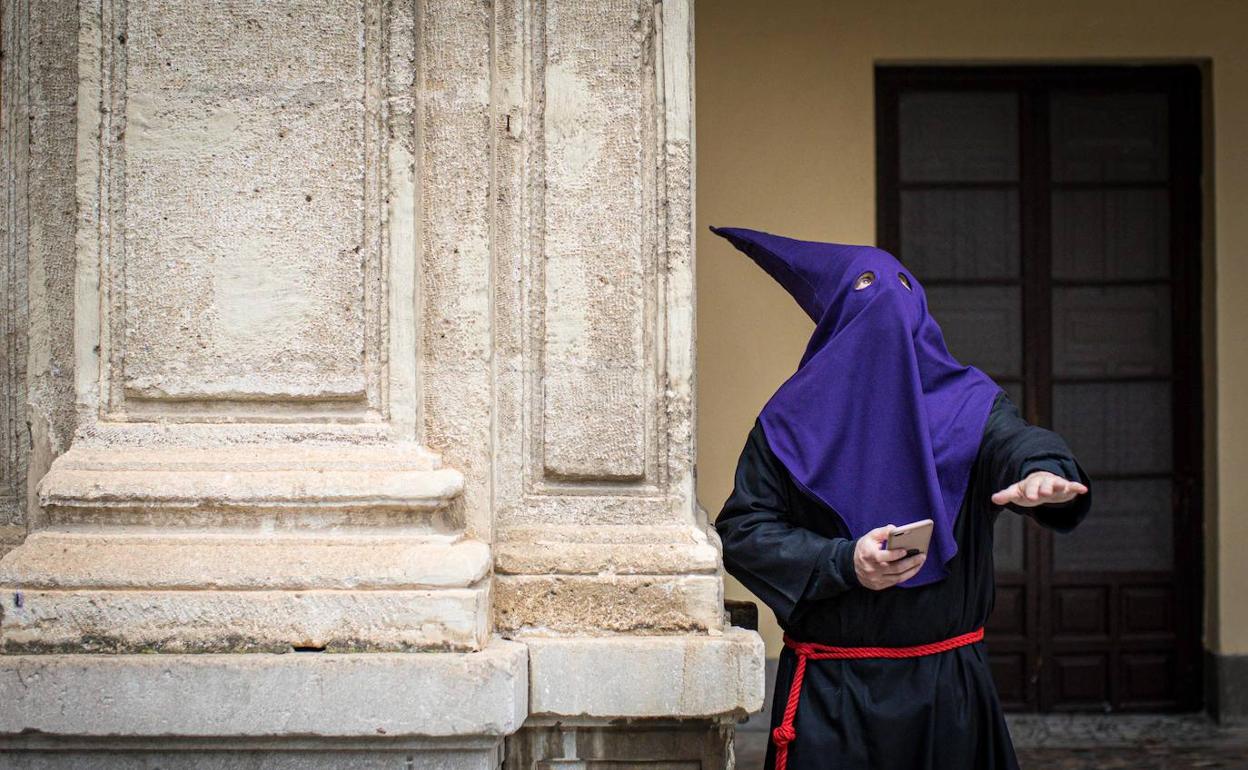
[770,627,985,770]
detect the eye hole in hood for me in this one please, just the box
[853,271,876,290]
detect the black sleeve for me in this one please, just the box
[978,391,1093,533]
[714,420,859,627]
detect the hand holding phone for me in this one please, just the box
[855,522,929,590]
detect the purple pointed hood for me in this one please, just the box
[711,225,1003,587]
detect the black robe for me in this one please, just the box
[716,391,1092,770]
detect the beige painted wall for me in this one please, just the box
[694,0,1246,659]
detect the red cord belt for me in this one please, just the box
[771,627,985,770]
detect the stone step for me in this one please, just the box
[493,524,722,575]
[36,444,463,529]
[0,586,489,654]
[0,531,490,590]
[492,524,728,634]
[0,640,527,739]
[0,532,494,653]
[494,574,724,635]
[525,629,764,720]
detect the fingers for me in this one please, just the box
[877,553,926,587]
[1040,475,1056,498]
[993,472,1090,507]
[871,546,910,564]
[882,552,925,576]
[890,557,925,583]
[1023,474,1043,502]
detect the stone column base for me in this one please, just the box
[503,630,765,768]
[523,630,764,720]
[0,640,528,768]
[506,722,736,770]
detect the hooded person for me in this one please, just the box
[710,226,1092,770]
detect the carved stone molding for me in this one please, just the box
[104,0,374,414]
[494,0,696,532]
[77,0,416,429]
[35,443,461,527]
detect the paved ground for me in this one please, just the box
[736,736,1248,769]
[734,716,1248,769]
[1016,744,1248,768]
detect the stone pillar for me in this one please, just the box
[0,0,763,765]
[492,1,762,764]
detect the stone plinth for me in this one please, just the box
[526,630,766,720]
[1,642,528,769]
[0,443,489,654]
[0,643,528,739]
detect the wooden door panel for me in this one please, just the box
[1051,189,1171,281]
[1049,91,1170,182]
[1053,586,1109,637]
[1052,382,1173,474]
[925,286,1024,378]
[990,652,1029,709]
[1052,480,1174,572]
[1051,286,1173,377]
[901,189,1021,279]
[898,91,1020,181]
[1120,651,1177,707]
[1120,585,1174,636]
[1052,653,1111,706]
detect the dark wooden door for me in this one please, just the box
[876,66,1204,712]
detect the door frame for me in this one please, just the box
[874,64,1205,712]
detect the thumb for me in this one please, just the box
[866,524,895,547]
[991,484,1019,506]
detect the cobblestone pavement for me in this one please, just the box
[1016,745,1248,769]
[734,722,1248,769]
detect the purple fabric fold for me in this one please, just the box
[710,225,1003,586]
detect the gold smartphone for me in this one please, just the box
[886,518,934,556]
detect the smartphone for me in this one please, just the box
[886,518,934,557]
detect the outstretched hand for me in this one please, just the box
[991,470,1088,508]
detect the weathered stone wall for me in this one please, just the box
[0,0,764,764]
